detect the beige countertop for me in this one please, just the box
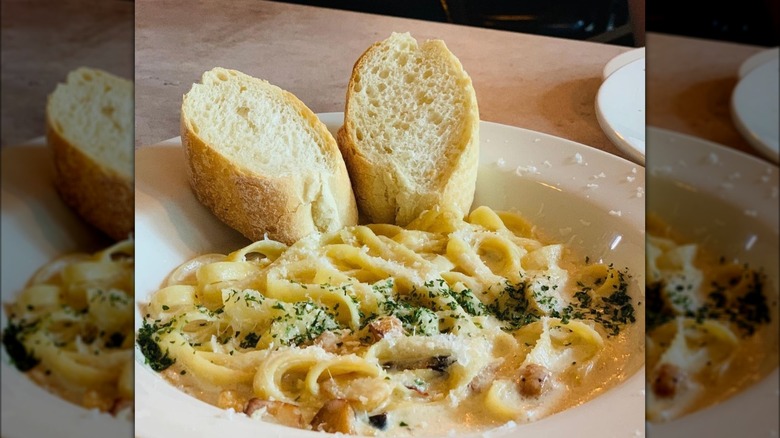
[646,32,772,161]
[135,0,633,160]
[0,0,133,147]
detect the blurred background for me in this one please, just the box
[270,0,779,48]
[648,0,778,47]
[0,0,133,147]
[269,0,642,46]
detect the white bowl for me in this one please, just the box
[596,56,646,165]
[731,51,779,164]
[646,126,779,438]
[135,113,646,437]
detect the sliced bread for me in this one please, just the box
[181,67,358,245]
[46,67,134,241]
[338,32,480,226]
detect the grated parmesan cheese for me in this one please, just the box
[515,165,540,176]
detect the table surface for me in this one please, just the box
[0,0,133,147]
[135,0,633,160]
[646,32,773,162]
[3,2,772,166]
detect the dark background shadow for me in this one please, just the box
[269,0,640,46]
[648,0,778,46]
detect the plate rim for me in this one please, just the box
[648,124,778,169]
[737,47,780,79]
[730,58,780,164]
[596,57,646,166]
[602,46,646,80]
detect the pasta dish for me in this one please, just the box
[646,215,775,422]
[2,238,134,416]
[138,206,640,435]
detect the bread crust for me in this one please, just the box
[46,114,134,241]
[181,71,358,245]
[339,33,480,226]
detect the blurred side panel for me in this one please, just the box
[646,1,779,437]
[1,1,134,438]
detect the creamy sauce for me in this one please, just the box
[144,249,643,435]
[646,215,778,422]
[159,324,643,436]
[25,366,130,414]
[2,240,135,417]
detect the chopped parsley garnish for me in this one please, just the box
[729,270,771,335]
[646,266,770,336]
[240,332,261,349]
[105,332,126,348]
[137,320,176,371]
[598,283,637,335]
[266,300,343,347]
[646,280,675,330]
[484,279,542,330]
[1,322,40,371]
[558,267,636,336]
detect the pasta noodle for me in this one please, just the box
[2,238,135,416]
[139,207,640,435]
[646,215,774,422]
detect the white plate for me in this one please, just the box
[603,47,646,80]
[738,47,780,79]
[731,51,779,163]
[596,56,646,165]
[0,140,133,438]
[646,127,779,438]
[135,112,646,438]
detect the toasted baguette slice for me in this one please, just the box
[181,68,358,244]
[338,32,479,225]
[46,67,134,241]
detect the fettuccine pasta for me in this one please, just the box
[2,238,134,415]
[646,215,774,422]
[139,207,640,435]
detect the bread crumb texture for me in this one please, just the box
[341,32,479,225]
[46,67,134,241]
[181,68,358,244]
